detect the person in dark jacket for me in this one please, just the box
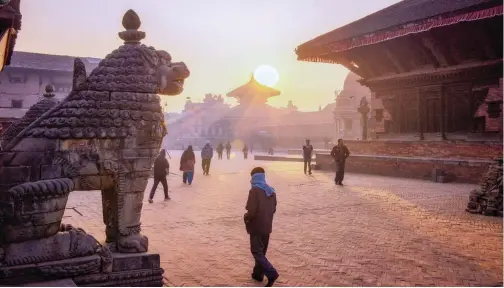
[330,139,350,185]
[201,141,213,175]
[244,167,279,287]
[217,143,224,160]
[180,145,196,185]
[225,141,232,160]
[148,149,170,203]
[302,139,314,175]
[243,144,249,159]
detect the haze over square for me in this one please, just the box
[16,0,400,113]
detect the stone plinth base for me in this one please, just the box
[315,153,493,184]
[0,253,163,287]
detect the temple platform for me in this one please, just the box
[254,154,314,162]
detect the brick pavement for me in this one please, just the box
[64,151,503,287]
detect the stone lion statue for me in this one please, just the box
[0,9,190,254]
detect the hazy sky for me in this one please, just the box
[17,0,399,113]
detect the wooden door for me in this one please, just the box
[425,98,440,133]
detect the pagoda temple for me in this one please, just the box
[226,74,280,105]
[294,0,503,183]
[296,0,503,142]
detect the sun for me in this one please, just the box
[253,65,279,87]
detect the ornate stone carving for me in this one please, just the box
[466,158,503,216]
[0,8,189,272]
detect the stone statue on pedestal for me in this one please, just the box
[0,9,189,286]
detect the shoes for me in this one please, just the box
[148,199,153,203]
[164,197,171,201]
[309,172,312,175]
[251,273,263,282]
[265,274,279,287]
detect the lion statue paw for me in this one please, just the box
[117,234,149,253]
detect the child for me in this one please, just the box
[180,145,196,185]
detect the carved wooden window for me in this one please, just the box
[9,75,26,84]
[11,99,23,108]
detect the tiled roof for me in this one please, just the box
[297,0,495,49]
[8,51,102,72]
[227,76,280,99]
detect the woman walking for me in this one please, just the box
[180,145,196,185]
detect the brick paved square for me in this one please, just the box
[64,152,503,287]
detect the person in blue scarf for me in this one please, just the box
[244,167,279,286]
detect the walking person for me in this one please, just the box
[244,167,279,287]
[225,141,232,160]
[330,139,350,185]
[302,139,314,175]
[180,145,196,185]
[217,143,224,160]
[201,141,213,175]
[148,149,170,203]
[243,144,249,159]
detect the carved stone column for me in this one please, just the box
[440,85,447,140]
[357,97,370,140]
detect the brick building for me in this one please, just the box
[0,51,101,131]
[295,0,503,183]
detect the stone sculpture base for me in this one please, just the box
[0,253,164,287]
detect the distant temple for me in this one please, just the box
[165,74,339,149]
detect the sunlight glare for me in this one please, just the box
[253,65,279,87]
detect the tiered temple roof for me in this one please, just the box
[226,75,280,105]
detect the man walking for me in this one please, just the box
[244,167,279,286]
[225,141,232,160]
[201,141,213,175]
[148,149,170,203]
[302,139,314,175]
[330,139,350,185]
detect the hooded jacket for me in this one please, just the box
[201,144,213,159]
[153,149,170,179]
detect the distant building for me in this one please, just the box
[333,72,372,140]
[0,51,101,130]
[166,75,337,149]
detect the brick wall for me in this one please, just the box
[343,140,502,160]
[315,153,492,184]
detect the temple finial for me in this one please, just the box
[44,84,55,98]
[118,9,146,44]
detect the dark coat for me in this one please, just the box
[302,144,314,160]
[244,187,277,235]
[330,144,350,162]
[180,148,196,172]
[153,152,170,179]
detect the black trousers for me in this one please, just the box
[303,158,312,174]
[335,161,346,183]
[202,158,211,174]
[244,152,248,159]
[217,152,223,159]
[149,177,168,199]
[250,234,278,279]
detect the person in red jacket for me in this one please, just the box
[244,167,279,286]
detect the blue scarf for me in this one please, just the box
[251,173,275,197]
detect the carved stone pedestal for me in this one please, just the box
[0,253,164,287]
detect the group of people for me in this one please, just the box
[302,138,350,185]
[147,138,350,286]
[216,142,232,160]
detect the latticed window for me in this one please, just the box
[11,99,23,108]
